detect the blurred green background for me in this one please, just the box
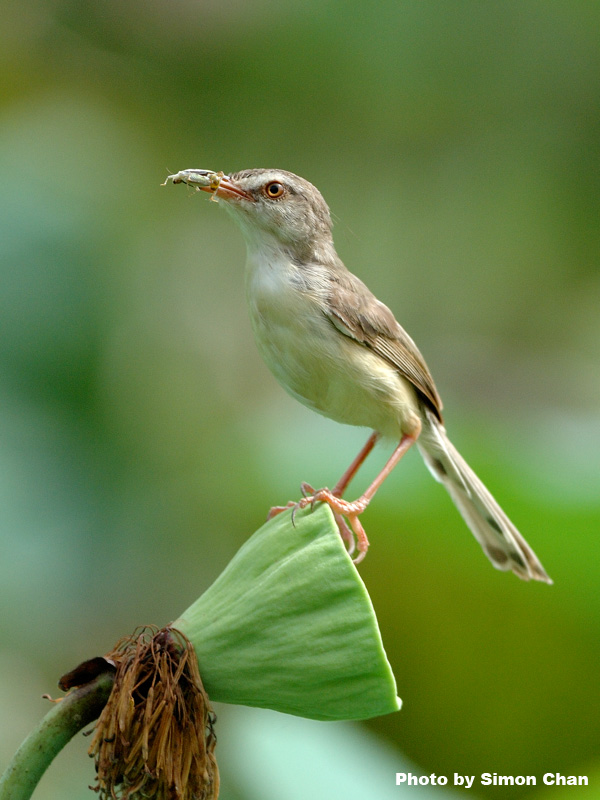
[1,1,599,798]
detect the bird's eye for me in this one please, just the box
[264,181,285,199]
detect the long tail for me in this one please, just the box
[418,410,552,583]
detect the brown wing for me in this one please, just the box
[324,269,443,420]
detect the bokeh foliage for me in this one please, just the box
[1,2,599,798]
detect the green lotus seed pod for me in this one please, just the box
[174,504,400,721]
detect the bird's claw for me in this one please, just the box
[270,484,371,562]
[298,488,370,517]
[266,501,296,520]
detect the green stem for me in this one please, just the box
[0,672,114,800]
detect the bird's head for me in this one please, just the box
[169,168,335,258]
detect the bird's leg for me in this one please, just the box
[267,431,379,520]
[298,431,419,562]
[300,432,418,517]
[331,430,380,498]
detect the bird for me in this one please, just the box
[165,167,551,583]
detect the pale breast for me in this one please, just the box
[244,252,421,438]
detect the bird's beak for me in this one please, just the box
[164,169,252,201]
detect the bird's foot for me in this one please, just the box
[267,484,370,563]
[266,501,297,520]
[297,485,370,516]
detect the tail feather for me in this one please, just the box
[418,412,552,584]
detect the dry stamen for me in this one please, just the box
[88,626,219,800]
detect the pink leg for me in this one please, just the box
[332,431,380,497]
[298,430,420,562]
[352,431,418,506]
[268,431,379,519]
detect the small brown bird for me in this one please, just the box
[166,167,551,583]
